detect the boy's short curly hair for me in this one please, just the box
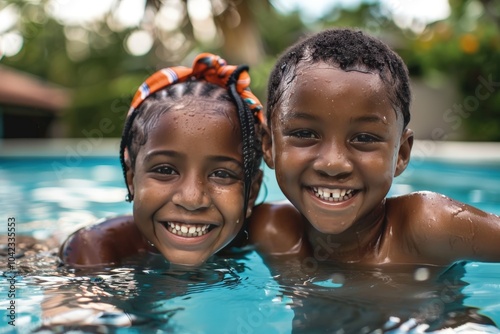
[267,28,411,129]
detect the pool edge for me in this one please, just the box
[1,138,500,163]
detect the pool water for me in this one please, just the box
[1,155,500,333]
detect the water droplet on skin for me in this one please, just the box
[414,267,430,281]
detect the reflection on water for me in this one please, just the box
[1,241,293,334]
[1,157,500,333]
[1,240,500,333]
[269,258,500,333]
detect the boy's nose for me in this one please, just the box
[172,175,211,211]
[313,142,353,178]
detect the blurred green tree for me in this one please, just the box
[2,0,499,140]
[0,0,305,137]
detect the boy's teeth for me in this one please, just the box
[166,222,210,237]
[313,187,355,202]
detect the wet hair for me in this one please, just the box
[120,78,262,216]
[267,28,411,129]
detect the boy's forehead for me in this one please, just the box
[275,63,403,126]
[284,63,386,105]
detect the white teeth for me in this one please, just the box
[166,222,211,237]
[313,187,355,202]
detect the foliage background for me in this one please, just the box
[1,0,499,140]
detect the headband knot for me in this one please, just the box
[128,52,264,123]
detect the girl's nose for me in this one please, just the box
[312,141,353,178]
[172,175,211,211]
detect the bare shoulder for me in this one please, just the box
[248,201,307,256]
[59,215,147,267]
[387,191,500,263]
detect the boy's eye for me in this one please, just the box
[153,166,178,175]
[352,134,380,143]
[290,130,318,139]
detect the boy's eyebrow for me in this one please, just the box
[350,115,388,124]
[144,150,178,162]
[281,111,316,121]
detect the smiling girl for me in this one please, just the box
[60,53,263,267]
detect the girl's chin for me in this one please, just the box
[160,249,212,267]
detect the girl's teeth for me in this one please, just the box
[166,222,211,237]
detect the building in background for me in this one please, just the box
[0,66,71,138]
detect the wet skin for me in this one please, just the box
[60,98,261,267]
[266,64,410,236]
[127,100,258,266]
[250,62,500,265]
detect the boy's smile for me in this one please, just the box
[127,100,251,266]
[264,62,412,236]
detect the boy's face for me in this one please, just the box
[127,100,259,266]
[264,62,413,234]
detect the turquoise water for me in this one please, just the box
[1,156,500,333]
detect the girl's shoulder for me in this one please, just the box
[59,215,148,267]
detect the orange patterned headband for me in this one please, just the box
[128,52,264,124]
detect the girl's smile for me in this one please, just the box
[127,99,256,266]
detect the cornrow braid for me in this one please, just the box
[227,65,257,217]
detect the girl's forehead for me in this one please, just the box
[166,98,236,120]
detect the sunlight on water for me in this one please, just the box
[1,156,500,333]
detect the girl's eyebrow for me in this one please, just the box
[206,155,244,170]
[144,150,243,167]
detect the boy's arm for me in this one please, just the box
[248,202,310,257]
[405,192,500,263]
[59,215,149,267]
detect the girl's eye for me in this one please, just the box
[211,170,237,180]
[352,134,380,143]
[290,130,318,139]
[153,166,177,175]
[210,169,242,185]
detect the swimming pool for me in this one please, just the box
[1,140,500,333]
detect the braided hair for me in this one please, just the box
[119,53,263,220]
[267,28,411,130]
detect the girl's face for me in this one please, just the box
[127,99,259,266]
[264,62,412,235]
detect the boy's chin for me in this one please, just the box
[308,218,353,235]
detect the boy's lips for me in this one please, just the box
[311,186,358,203]
[160,221,218,238]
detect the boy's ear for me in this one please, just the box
[246,170,263,218]
[261,124,275,169]
[394,128,414,177]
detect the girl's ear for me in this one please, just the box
[395,128,414,177]
[261,124,275,169]
[246,170,263,218]
[125,156,135,197]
